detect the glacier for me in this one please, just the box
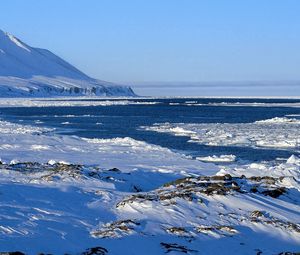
[0,29,135,97]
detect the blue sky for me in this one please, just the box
[1,0,300,87]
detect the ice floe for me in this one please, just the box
[255,117,300,124]
[142,117,300,150]
[196,154,236,162]
[0,98,160,107]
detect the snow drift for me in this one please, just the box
[0,29,135,97]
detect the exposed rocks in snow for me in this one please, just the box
[160,242,197,254]
[91,219,141,238]
[0,248,108,255]
[218,155,300,191]
[165,227,193,238]
[0,161,299,254]
[196,225,238,236]
[0,119,299,254]
[249,211,300,233]
[117,175,288,209]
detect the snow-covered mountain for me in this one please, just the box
[0,29,136,97]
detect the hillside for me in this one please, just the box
[0,29,135,97]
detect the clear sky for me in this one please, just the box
[1,0,300,89]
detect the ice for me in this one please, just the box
[0,98,160,107]
[0,120,217,175]
[287,154,300,164]
[143,118,300,150]
[206,101,300,108]
[196,154,236,162]
[255,117,300,124]
[48,159,57,165]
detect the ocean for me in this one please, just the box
[1,97,300,163]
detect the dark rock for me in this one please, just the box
[262,187,286,198]
[108,168,121,173]
[0,252,26,255]
[81,247,108,255]
[132,185,142,192]
[91,219,140,238]
[160,242,197,253]
[278,252,300,255]
[250,210,264,218]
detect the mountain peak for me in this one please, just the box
[0,29,89,79]
[0,29,31,52]
[0,29,135,97]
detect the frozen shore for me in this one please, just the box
[0,118,299,254]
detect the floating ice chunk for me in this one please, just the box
[255,117,300,124]
[256,140,297,148]
[30,145,50,151]
[286,114,300,117]
[249,163,267,170]
[169,127,197,136]
[196,155,236,163]
[143,120,300,150]
[286,155,300,164]
[48,159,57,165]
[10,159,19,165]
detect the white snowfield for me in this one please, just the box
[0,119,299,254]
[0,29,135,97]
[143,117,300,149]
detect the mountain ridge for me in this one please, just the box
[0,29,135,97]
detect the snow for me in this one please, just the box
[217,155,300,191]
[0,118,298,254]
[1,28,300,254]
[6,32,31,52]
[0,120,216,175]
[0,29,135,97]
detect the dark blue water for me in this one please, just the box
[1,98,300,162]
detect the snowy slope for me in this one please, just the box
[0,29,135,97]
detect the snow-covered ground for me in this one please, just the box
[0,115,299,254]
